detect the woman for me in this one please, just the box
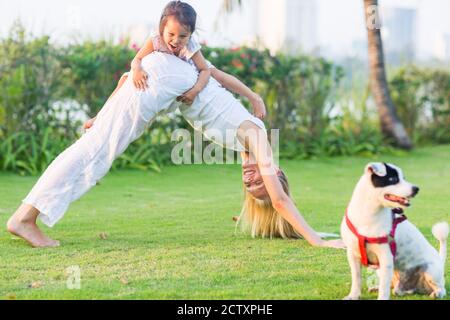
[6,52,344,249]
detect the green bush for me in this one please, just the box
[390,66,450,144]
[0,21,64,137]
[1,24,449,175]
[0,23,186,175]
[203,47,344,135]
[0,127,72,175]
[59,40,135,117]
[204,46,393,158]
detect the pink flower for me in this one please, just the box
[131,43,140,52]
[231,59,244,70]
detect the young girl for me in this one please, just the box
[131,1,209,105]
[84,0,265,131]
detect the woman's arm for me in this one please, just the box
[177,51,211,105]
[237,121,343,248]
[211,69,266,119]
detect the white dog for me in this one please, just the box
[341,162,448,300]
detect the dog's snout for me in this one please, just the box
[412,186,420,197]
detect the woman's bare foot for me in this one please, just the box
[6,205,60,248]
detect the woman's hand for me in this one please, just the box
[177,87,199,106]
[319,239,346,249]
[83,117,96,130]
[249,94,267,120]
[132,68,149,90]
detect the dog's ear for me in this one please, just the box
[365,162,387,177]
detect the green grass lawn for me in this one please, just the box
[0,145,449,300]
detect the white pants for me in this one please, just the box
[23,78,265,227]
[23,77,156,227]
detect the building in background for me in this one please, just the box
[433,33,450,61]
[256,0,318,55]
[381,7,417,64]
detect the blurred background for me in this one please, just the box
[2,0,450,62]
[0,0,449,175]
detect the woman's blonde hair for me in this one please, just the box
[237,170,303,239]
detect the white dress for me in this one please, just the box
[22,52,264,227]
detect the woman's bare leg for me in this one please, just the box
[7,204,60,248]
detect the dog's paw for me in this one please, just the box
[393,286,404,296]
[368,286,379,293]
[393,287,415,296]
[343,295,360,300]
[430,289,446,299]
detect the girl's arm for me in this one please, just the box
[237,122,344,249]
[130,39,154,90]
[211,68,266,119]
[177,51,211,105]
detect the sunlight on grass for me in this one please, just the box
[0,145,449,299]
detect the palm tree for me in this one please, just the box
[364,0,412,149]
[222,0,241,12]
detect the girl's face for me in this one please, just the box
[162,16,191,55]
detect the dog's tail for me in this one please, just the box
[432,222,449,267]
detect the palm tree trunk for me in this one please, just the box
[364,0,413,149]
[222,0,242,12]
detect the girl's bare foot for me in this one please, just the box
[6,205,60,248]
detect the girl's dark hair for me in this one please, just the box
[159,1,197,35]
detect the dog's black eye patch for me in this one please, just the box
[371,164,400,188]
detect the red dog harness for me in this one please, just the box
[345,208,407,267]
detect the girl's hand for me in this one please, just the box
[132,68,149,90]
[319,239,346,249]
[177,88,199,106]
[249,94,267,120]
[83,117,96,130]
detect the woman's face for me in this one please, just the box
[242,159,280,200]
[162,16,191,55]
